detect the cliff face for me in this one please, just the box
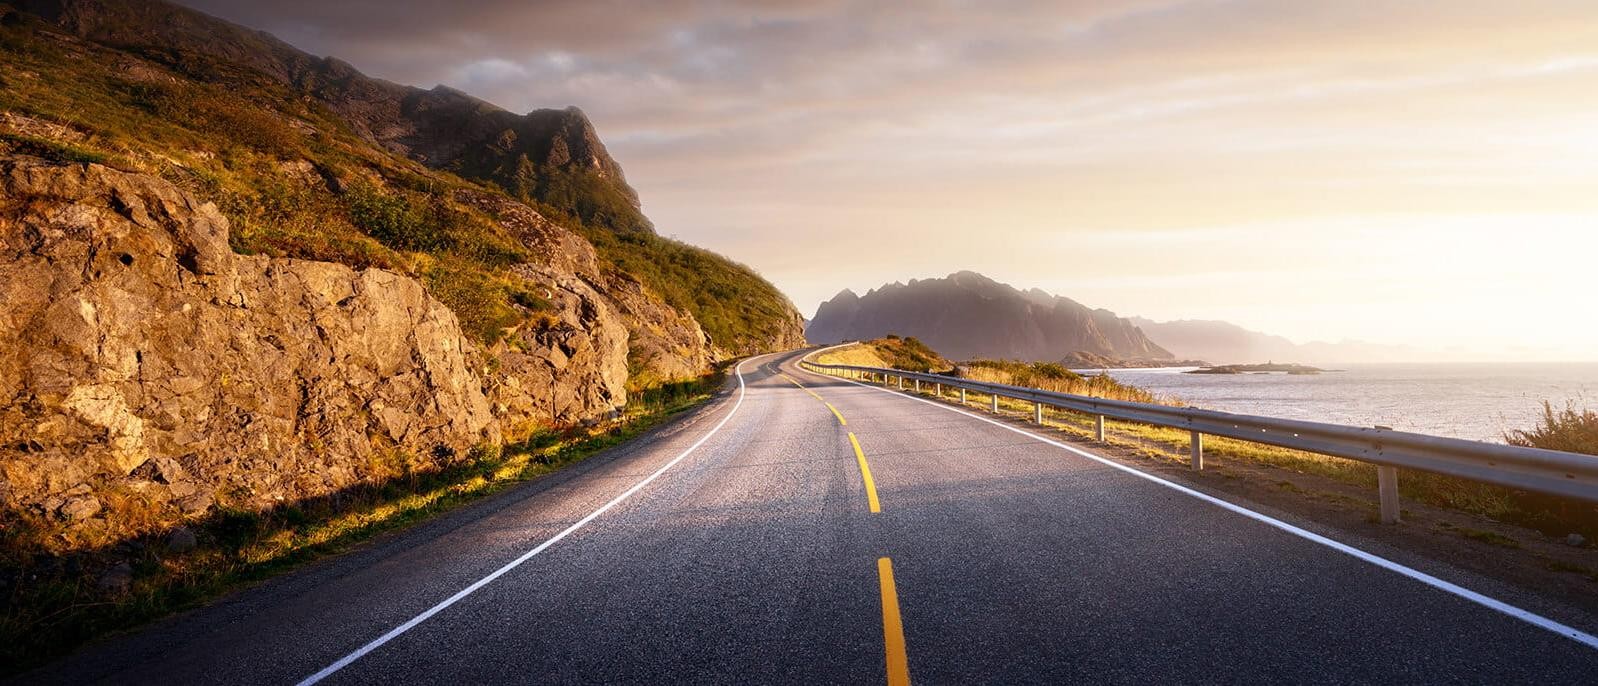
[806,271,1171,363]
[0,157,500,521]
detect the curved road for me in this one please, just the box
[24,349,1598,684]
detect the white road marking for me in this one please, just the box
[297,353,775,685]
[802,358,1598,651]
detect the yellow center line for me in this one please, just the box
[849,432,881,513]
[779,373,825,401]
[780,373,848,426]
[825,402,848,426]
[878,557,911,686]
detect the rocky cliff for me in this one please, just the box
[0,157,495,525]
[807,271,1171,363]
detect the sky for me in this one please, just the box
[181,0,1598,360]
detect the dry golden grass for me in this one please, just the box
[815,337,952,373]
[960,362,1164,404]
[815,344,891,368]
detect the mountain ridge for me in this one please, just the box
[807,271,1172,362]
[11,0,652,233]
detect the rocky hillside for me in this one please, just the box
[807,272,1171,362]
[5,0,805,358]
[0,0,802,548]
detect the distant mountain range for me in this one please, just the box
[806,272,1172,362]
[1127,318,1421,365]
[807,271,1424,365]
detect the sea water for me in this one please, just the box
[1084,363,1598,443]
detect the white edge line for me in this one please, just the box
[799,358,1598,651]
[297,353,774,685]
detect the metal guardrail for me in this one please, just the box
[799,352,1598,523]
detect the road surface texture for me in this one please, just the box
[20,349,1598,684]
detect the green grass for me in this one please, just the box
[0,368,725,675]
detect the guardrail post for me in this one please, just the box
[1034,402,1044,424]
[935,382,942,397]
[1377,466,1400,524]
[1190,431,1204,470]
[897,376,904,390]
[960,388,967,404]
[914,378,921,393]
[1096,415,1106,442]
[990,394,999,412]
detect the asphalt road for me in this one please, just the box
[21,349,1598,684]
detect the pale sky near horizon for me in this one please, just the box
[182,0,1598,360]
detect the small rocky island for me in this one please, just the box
[1187,362,1326,375]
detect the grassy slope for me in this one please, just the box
[580,227,799,355]
[816,335,953,372]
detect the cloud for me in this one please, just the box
[175,0,1598,355]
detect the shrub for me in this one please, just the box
[423,259,530,345]
[346,182,446,252]
[1506,401,1598,455]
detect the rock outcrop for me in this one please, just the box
[0,156,501,530]
[452,189,704,408]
